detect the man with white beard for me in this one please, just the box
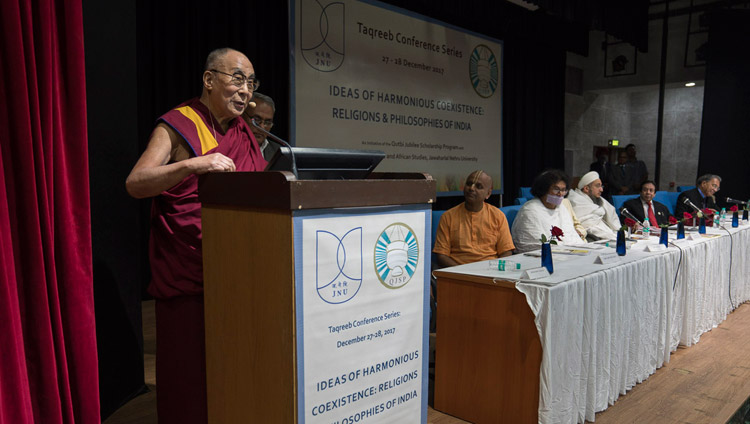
[567,171,621,241]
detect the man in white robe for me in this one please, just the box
[567,171,621,241]
[511,171,587,253]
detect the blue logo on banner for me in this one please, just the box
[469,44,498,98]
[300,0,345,72]
[374,223,420,289]
[316,227,362,304]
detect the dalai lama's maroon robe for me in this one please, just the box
[149,98,265,424]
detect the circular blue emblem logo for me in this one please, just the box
[469,44,499,98]
[374,223,420,289]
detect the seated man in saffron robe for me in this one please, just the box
[433,170,515,268]
[125,48,267,424]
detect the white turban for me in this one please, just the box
[578,171,600,189]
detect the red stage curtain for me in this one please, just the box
[0,0,99,422]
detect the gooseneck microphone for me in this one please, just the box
[620,208,643,226]
[250,118,298,179]
[682,197,702,213]
[726,197,749,206]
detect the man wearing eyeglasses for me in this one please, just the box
[675,174,721,218]
[242,92,279,160]
[567,171,621,241]
[125,47,266,424]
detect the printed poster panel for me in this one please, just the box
[294,206,429,423]
[291,0,503,193]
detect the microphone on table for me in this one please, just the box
[682,197,702,213]
[250,118,298,179]
[620,208,643,226]
[726,197,749,206]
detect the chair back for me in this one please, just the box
[518,187,532,200]
[677,185,695,192]
[653,191,680,215]
[612,194,640,217]
[500,205,522,229]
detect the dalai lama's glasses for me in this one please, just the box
[210,69,260,90]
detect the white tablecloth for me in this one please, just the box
[439,222,750,423]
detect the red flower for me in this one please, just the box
[624,218,636,227]
[669,216,678,225]
[683,212,693,220]
[550,226,564,241]
[730,205,739,212]
[702,208,713,216]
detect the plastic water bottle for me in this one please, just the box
[714,213,721,228]
[721,207,727,223]
[642,217,650,236]
[488,259,521,271]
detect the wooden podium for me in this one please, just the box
[199,171,435,423]
[432,270,542,423]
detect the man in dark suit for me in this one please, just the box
[608,150,637,195]
[620,180,672,226]
[674,174,721,218]
[241,92,279,161]
[589,154,611,200]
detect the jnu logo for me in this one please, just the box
[469,44,498,98]
[316,227,363,304]
[374,223,420,289]
[300,0,345,72]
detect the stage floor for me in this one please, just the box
[104,301,750,424]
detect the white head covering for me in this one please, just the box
[578,171,600,190]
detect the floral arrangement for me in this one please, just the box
[660,215,678,229]
[682,212,693,222]
[621,218,636,232]
[540,226,563,244]
[730,205,739,212]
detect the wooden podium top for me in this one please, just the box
[199,171,436,210]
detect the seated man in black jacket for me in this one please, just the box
[620,180,672,227]
[674,174,721,218]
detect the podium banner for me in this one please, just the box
[291,0,503,193]
[293,205,430,423]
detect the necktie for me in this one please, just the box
[648,202,657,225]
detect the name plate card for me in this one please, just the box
[520,267,551,280]
[646,244,667,252]
[595,253,620,265]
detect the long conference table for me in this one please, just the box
[433,222,750,424]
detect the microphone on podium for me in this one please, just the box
[250,118,298,179]
[620,208,642,226]
[726,197,749,206]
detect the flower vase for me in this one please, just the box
[659,228,669,247]
[541,242,553,274]
[743,210,749,221]
[699,217,706,234]
[732,211,739,228]
[677,222,685,239]
[616,230,626,256]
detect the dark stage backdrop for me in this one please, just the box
[699,10,750,206]
[85,0,645,417]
